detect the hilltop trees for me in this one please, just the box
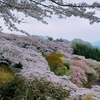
[0,0,100,35]
[72,42,100,61]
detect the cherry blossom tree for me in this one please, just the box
[0,0,100,35]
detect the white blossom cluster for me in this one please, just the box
[0,33,73,57]
[0,0,100,34]
[0,33,100,99]
[0,32,76,89]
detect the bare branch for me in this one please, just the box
[0,0,100,35]
[50,0,100,8]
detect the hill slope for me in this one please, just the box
[0,33,100,100]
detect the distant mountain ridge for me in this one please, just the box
[37,35,100,48]
[37,36,91,44]
[91,41,100,48]
[72,38,92,46]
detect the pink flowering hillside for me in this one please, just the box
[1,33,100,99]
[70,65,88,86]
[70,60,91,74]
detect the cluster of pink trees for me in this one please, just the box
[71,60,91,74]
[70,65,88,85]
[69,59,92,85]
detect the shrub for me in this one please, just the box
[65,70,74,82]
[64,63,70,70]
[12,62,22,69]
[0,75,27,100]
[27,77,70,100]
[45,55,64,69]
[45,55,68,76]
[0,76,70,100]
[61,57,71,64]
[70,60,91,74]
[55,66,68,76]
[86,59,100,73]
[85,93,95,100]
[0,63,15,88]
[85,59,100,81]
[70,65,88,85]
[52,52,64,57]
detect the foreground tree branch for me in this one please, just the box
[50,0,100,8]
[0,0,100,35]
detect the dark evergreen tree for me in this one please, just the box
[72,42,100,62]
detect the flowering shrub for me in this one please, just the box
[85,59,100,80]
[61,57,71,64]
[85,59,100,73]
[73,77,82,85]
[71,60,91,74]
[0,76,70,100]
[71,55,85,60]
[70,65,88,85]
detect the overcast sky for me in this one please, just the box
[2,0,100,43]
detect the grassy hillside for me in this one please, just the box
[0,63,15,88]
[1,33,100,100]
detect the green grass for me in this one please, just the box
[0,63,15,88]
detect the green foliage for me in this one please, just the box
[61,57,71,64]
[85,93,94,100]
[0,75,27,100]
[55,67,68,76]
[65,70,74,82]
[52,52,64,57]
[45,55,68,76]
[64,63,70,70]
[72,42,100,62]
[55,38,64,42]
[12,62,22,69]
[0,63,15,88]
[0,76,70,100]
[47,37,53,41]
[42,55,45,57]
[83,73,97,88]
[27,77,70,100]
[46,55,64,68]
[72,57,81,60]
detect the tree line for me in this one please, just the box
[72,42,100,61]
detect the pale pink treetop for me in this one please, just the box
[71,60,92,74]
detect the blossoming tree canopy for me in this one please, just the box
[0,0,100,35]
